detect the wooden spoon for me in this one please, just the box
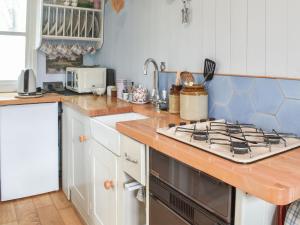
[180,71,194,86]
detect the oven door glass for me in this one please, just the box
[150,196,191,225]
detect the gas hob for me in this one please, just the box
[156,120,300,164]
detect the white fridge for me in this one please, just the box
[0,103,59,201]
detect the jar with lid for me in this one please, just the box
[180,85,208,120]
[169,85,182,114]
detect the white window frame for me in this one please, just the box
[0,0,38,92]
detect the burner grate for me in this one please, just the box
[160,120,300,162]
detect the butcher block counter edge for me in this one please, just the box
[0,94,133,117]
[62,95,133,117]
[0,93,62,106]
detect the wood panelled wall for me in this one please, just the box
[203,0,300,78]
[98,0,300,83]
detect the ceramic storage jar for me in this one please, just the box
[169,85,182,114]
[180,85,208,121]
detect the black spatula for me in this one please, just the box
[202,58,216,85]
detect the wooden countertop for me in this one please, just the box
[0,93,62,106]
[2,93,299,205]
[63,95,133,117]
[0,93,133,117]
[117,104,300,206]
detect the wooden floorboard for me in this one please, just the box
[0,202,17,224]
[50,192,71,210]
[32,195,53,209]
[0,191,84,225]
[37,206,65,225]
[15,198,41,225]
[59,208,83,225]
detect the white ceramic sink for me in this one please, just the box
[93,113,148,129]
[90,113,148,156]
[0,96,12,100]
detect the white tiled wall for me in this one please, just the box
[159,73,300,135]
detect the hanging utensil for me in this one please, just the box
[111,0,124,13]
[180,71,194,86]
[181,0,191,24]
[201,58,216,86]
[175,71,181,86]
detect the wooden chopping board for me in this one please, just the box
[111,0,124,13]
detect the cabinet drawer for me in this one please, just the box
[121,135,146,186]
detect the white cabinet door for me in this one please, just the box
[91,140,118,225]
[69,112,90,222]
[62,106,91,224]
[0,103,58,201]
[62,105,71,199]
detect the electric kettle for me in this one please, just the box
[17,69,37,95]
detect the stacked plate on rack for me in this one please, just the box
[42,3,101,40]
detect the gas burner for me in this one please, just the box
[264,134,281,145]
[231,142,250,155]
[226,125,242,134]
[168,123,176,128]
[192,131,208,141]
[210,121,253,135]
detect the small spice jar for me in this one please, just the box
[169,85,182,114]
[111,87,117,97]
[180,85,208,121]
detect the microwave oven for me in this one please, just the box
[65,67,107,93]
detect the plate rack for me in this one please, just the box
[36,1,104,49]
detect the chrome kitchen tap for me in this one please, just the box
[143,58,160,109]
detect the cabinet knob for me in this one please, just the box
[104,180,114,190]
[79,135,87,143]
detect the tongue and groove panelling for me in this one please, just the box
[98,0,300,82]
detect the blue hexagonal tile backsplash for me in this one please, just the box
[158,73,300,135]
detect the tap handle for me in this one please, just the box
[151,89,160,100]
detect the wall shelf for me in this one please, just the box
[43,3,103,12]
[42,35,102,42]
[36,1,104,49]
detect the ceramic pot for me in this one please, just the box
[132,86,148,103]
[180,85,208,121]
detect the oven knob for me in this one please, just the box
[190,121,198,124]
[179,122,187,126]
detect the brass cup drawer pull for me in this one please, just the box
[124,153,138,164]
[104,180,114,190]
[79,135,88,143]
